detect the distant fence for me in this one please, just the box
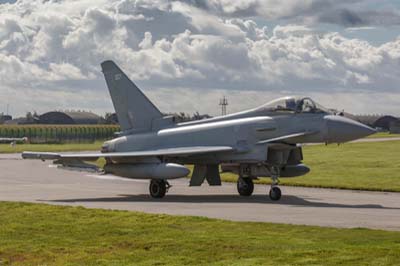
[0,125,121,143]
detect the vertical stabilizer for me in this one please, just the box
[101,60,163,132]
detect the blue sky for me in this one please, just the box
[0,0,399,116]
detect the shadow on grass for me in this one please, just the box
[45,194,400,210]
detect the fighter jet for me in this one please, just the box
[22,61,376,201]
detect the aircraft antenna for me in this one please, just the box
[219,96,228,116]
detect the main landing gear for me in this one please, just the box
[236,166,282,201]
[149,179,171,198]
[237,177,254,196]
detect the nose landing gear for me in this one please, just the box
[269,186,282,201]
[269,166,282,201]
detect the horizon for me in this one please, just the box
[2,104,399,119]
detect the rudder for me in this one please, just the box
[101,60,163,132]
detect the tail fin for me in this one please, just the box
[101,60,163,132]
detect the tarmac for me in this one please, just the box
[1,153,400,231]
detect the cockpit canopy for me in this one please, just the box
[261,96,329,114]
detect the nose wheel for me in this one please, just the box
[149,179,170,198]
[269,186,281,201]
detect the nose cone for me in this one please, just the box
[325,115,376,143]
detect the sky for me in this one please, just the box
[0,0,399,117]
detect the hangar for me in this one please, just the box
[39,111,101,125]
[390,121,400,134]
[355,115,399,131]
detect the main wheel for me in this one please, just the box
[237,177,254,196]
[149,179,167,198]
[269,186,281,201]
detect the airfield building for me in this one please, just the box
[0,114,12,124]
[38,111,101,124]
[390,121,400,134]
[354,115,399,131]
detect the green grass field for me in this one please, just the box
[221,140,400,192]
[367,132,400,138]
[0,202,399,266]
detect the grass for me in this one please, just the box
[367,132,400,138]
[221,140,400,192]
[0,202,399,266]
[0,141,103,153]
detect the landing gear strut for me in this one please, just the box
[149,179,170,198]
[237,177,254,196]
[269,166,282,201]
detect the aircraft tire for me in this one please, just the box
[149,179,167,198]
[237,177,254,196]
[269,186,281,201]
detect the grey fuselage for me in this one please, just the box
[102,104,372,165]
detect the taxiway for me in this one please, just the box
[0,153,399,231]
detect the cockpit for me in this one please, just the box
[261,96,329,114]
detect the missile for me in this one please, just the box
[104,163,190,179]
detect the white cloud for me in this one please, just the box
[0,0,399,117]
[179,0,400,27]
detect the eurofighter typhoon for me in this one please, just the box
[22,61,376,201]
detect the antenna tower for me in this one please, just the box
[219,96,228,116]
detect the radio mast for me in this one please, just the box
[219,96,228,116]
